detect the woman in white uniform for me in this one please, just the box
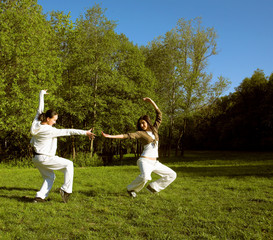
[102,97,176,197]
[30,90,95,203]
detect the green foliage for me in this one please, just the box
[4,0,269,163]
[0,156,34,168]
[143,18,230,155]
[73,152,104,167]
[0,2,156,160]
[186,70,273,151]
[0,0,63,156]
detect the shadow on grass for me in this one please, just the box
[109,151,273,166]
[172,164,273,177]
[78,189,128,198]
[0,194,38,202]
[0,187,39,202]
[0,186,37,191]
[78,190,97,197]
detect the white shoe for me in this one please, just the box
[127,190,137,198]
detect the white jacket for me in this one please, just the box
[30,90,87,156]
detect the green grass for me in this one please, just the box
[0,151,273,240]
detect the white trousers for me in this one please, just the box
[32,155,74,199]
[127,158,177,193]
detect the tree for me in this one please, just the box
[144,17,229,156]
[99,34,157,162]
[185,69,273,151]
[0,0,63,158]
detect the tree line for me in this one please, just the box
[185,70,273,151]
[5,0,269,165]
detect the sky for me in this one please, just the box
[37,0,273,95]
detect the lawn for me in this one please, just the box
[0,151,273,240]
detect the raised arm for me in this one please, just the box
[33,90,48,121]
[31,90,48,135]
[143,97,159,110]
[143,97,162,129]
[36,90,47,114]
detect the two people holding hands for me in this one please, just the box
[30,91,176,202]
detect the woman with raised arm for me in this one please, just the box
[102,98,176,198]
[30,90,95,203]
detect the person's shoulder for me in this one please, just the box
[126,131,145,139]
[135,131,147,136]
[39,124,54,131]
[134,130,145,134]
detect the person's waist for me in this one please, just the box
[141,156,157,161]
[141,149,158,160]
[32,149,53,156]
[34,152,43,155]
[32,149,43,155]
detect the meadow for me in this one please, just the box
[0,151,273,240]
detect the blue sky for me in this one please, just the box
[37,0,273,95]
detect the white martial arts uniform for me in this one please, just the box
[127,131,177,193]
[30,90,88,199]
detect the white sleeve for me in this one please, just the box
[34,90,46,120]
[50,128,87,138]
[30,90,46,136]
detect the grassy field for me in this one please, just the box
[0,151,273,240]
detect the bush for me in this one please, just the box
[0,157,34,168]
[73,152,104,167]
[0,152,104,168]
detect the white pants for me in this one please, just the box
[127,158,177,193]
[32,155,74,199]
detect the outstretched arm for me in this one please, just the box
[143,97,159,110]
[102,132,125,139]
[49,127,96,139]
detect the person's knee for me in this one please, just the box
[164,171,176,182]
[170,171,177,181]
[47,173,55,182]
[52,176,56,182]
[66,160,74,169]
[139,174,151,183]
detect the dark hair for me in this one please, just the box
[137,115,155,134]
[38,110,58,122]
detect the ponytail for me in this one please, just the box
[38,113,47,122]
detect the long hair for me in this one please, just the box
[38,109,58,123]
[137,115,155,134]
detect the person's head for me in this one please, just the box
[137,115,153,132]
[38,110,58,126]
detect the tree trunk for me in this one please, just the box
[90,72,98,158]
[167,81,176,157]
[167,126,172,157]
[119,140,123,162]
[72,135,76,160]
[176,118,187,157]
[90,136,94,158]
